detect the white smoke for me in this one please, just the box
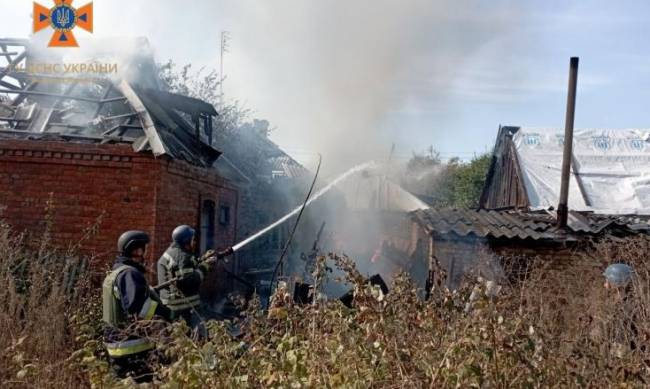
[224,1,532,173]
[2,0,535,173]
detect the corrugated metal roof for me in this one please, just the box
[411,208,650,241]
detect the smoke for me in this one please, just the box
[221,2,530,297]
[2,0,535,174]
[225,1,531,173]
[2,0,534,297]
[217,1,535,297]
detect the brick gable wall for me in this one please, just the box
[0,139,239,281]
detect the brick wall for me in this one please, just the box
[0,139,159,267]
[154,158,238,256]
[0,139,239,279]
[154,157,239,296]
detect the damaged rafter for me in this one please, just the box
[102,124,142,137]
[0,37,222,167]
[0,89,127,104]
[0,51,26,83]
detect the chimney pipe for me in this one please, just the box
[557,57,579,228]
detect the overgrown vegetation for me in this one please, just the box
[2,219,650,387]
[402,148,492,208]
[0,217,97,388]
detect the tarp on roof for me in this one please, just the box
[513,128,650,215]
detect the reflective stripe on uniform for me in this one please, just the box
[104,338,154,357]
[161,294,200,311]
[138,297,158,320]
[177,267,196,276]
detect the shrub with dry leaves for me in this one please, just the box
[2,218,650,387]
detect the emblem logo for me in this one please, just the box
[593,135,611,151]
[630,138,645,151]
[33,1,94,47]
[523,133,541,147]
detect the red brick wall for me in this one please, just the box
[0,139,238,276]
[153,158,239,295]
[153,159,238,256]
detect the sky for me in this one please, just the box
[2,0,650,170]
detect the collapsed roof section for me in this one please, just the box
[224,119,310,182]
[0,38,221,167]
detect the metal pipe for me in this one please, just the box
[557,57,579,229]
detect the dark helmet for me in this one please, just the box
[604,263,634,287]
[117,230,150,256]
[172,225,195,246]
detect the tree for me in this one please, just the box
[403,151,491,209]
[406,146,441,173]
[449,153,491,208]
[157,60,250,144]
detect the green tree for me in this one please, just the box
[404,151,491,209]
[450,153,491,208]
[157,60,250,145]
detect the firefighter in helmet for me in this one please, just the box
[102,230,172,381]
[157,225,212,333]
[603,263,634,292]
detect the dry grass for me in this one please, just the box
[1,216,650,387]
[0,217,97,388]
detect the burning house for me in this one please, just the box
[214,119,311,289]
[0,39,239,285]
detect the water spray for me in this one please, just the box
[221,160,377,257]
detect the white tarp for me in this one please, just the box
[513,128,650,215]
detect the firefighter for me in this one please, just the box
[603,263,634,292]
[604,263,640,353]
[102,230,171,382]
[590,263,640,357]
[157,225,211,335]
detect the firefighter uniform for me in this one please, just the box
[102,231,171,381]
[157,241,209,322]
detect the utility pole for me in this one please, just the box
[557,57,579,229]
[219,31,230,106]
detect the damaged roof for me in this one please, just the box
[0,38,221,167]
[411,208,650,241]
[270,155,309,178]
